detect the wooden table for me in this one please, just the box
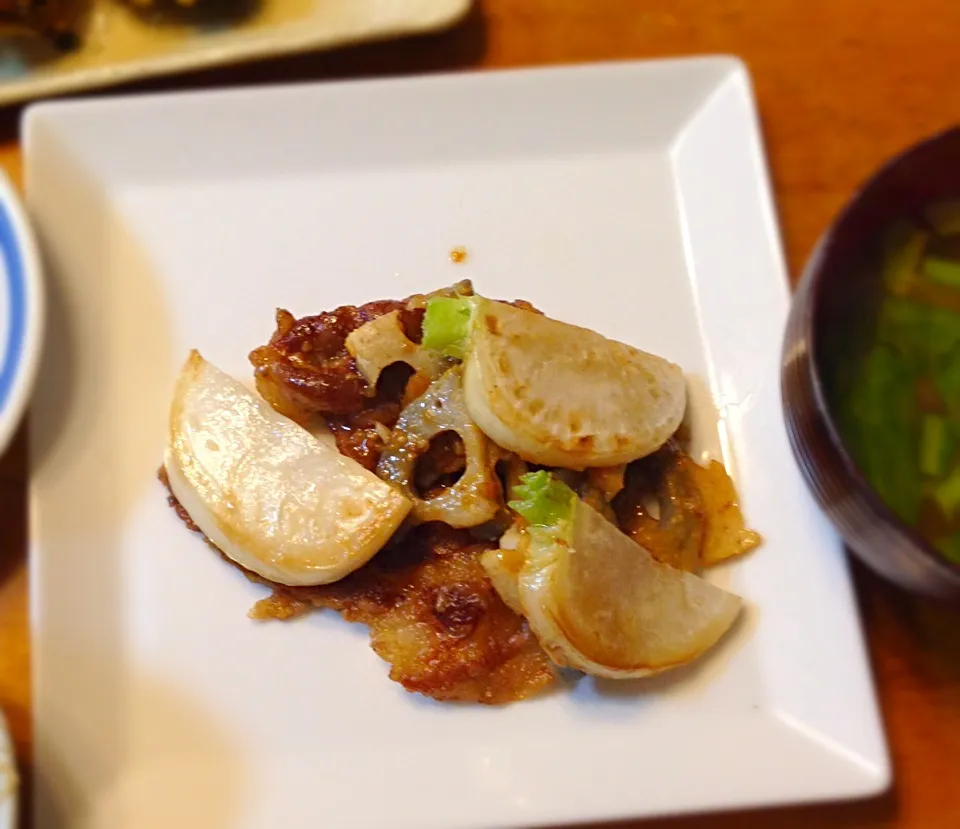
[2,1,960,827]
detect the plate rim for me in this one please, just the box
[23,56,890,829]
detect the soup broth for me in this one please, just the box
[834,200,960,564]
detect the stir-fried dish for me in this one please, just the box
[162,281,761,703]
[834,201,960,565]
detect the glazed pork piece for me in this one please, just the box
[249,299,424,470]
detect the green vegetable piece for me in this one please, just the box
[935,349,960,416]
[922,255,960,289]
[920,415,948,477]
[838,343,922,524]
[508,470,576,530]
[421,296,476,359]
[924,199,960,237]
[933,467,960,519]
[878,298,960,363]
[882,221,927,296]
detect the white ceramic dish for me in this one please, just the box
[24,58,890,829]
[0,0,470,106]
[0,708,17,829]
[0,168,44,457]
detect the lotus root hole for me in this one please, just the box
[413,430,467,500]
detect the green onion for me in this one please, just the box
[933,467,960,519]
[922,255,960,288]
[508,470,576,527]
[920,415,948,477]
[882,222,927,296]
[421,296,476,359]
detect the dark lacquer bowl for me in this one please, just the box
[782,126,960,602]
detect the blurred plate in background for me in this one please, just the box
[0,0,471,106]
[0,168,43,456]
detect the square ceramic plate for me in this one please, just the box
[24,58,890,829]
[0,0,470,106]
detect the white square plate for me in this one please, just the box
[24,58,890,829]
